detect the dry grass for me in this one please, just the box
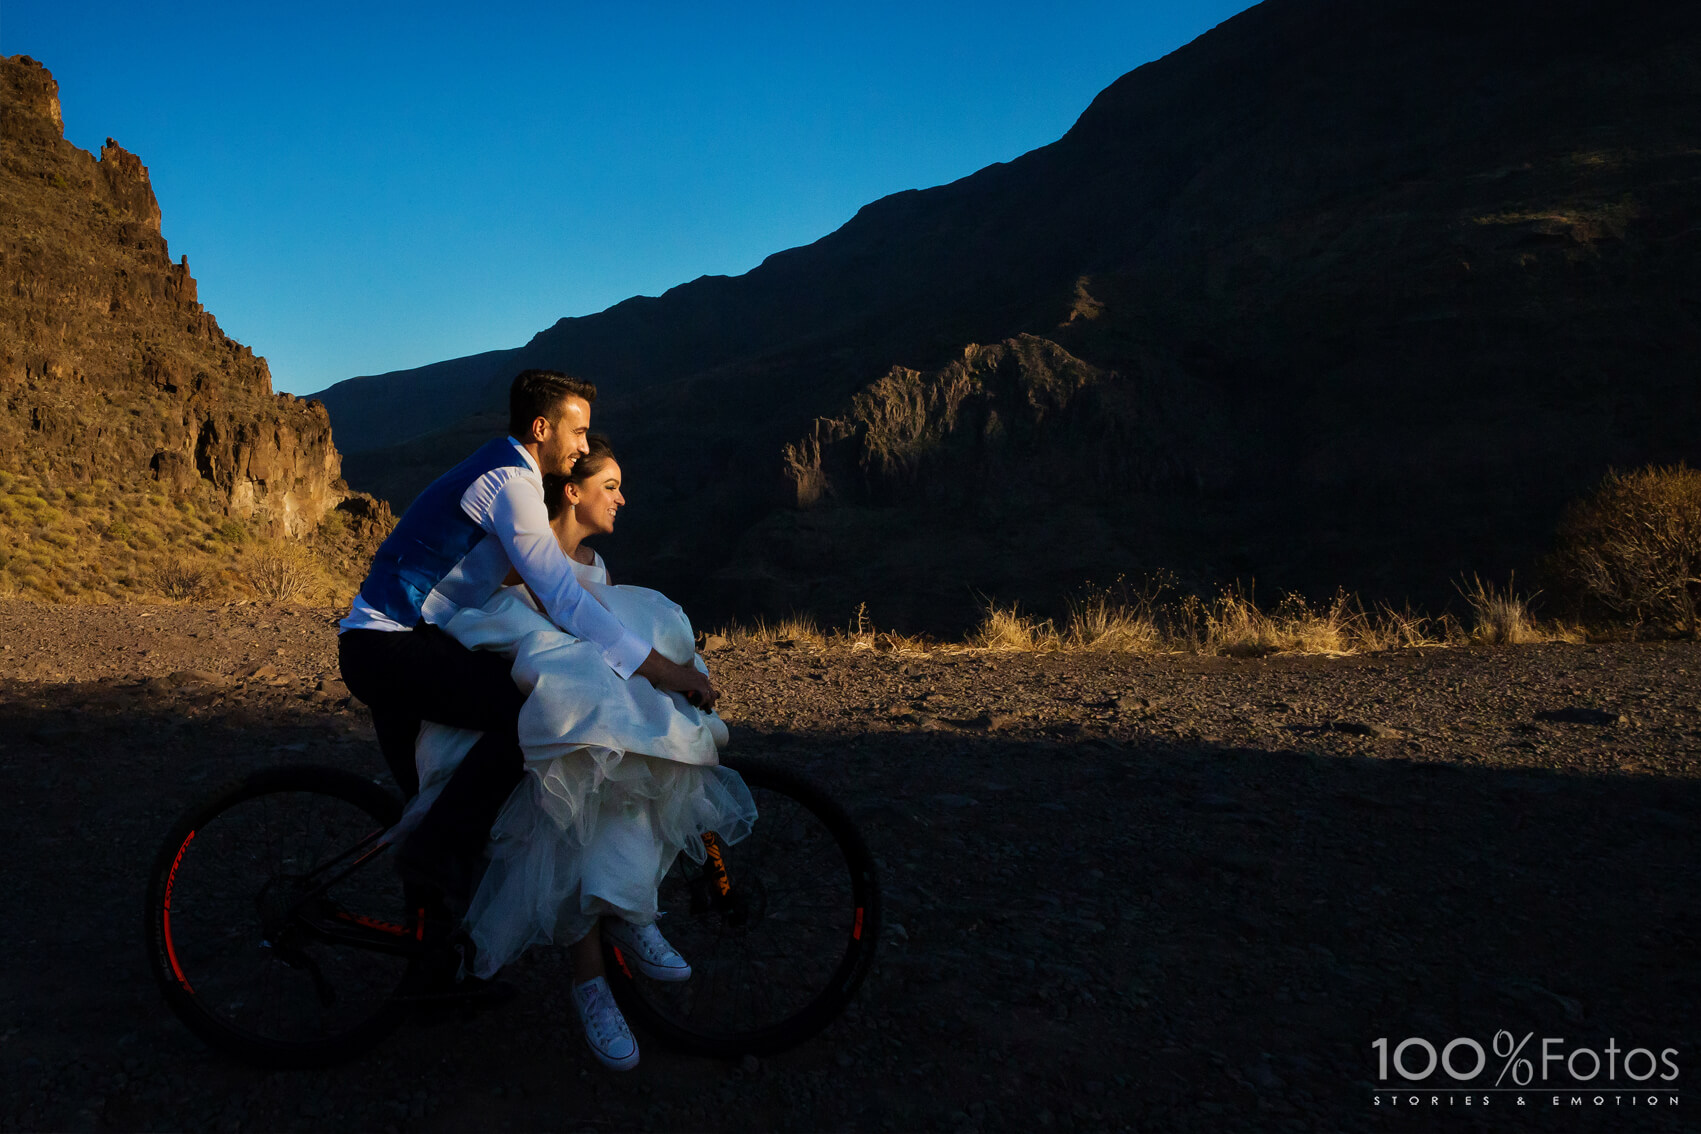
[1357,603,1457,652]
[719,604,941,655]
[1065,599,1164,652]
[876,630,936,656]
[843,603,934,656]
[0,469,369,605]
[962,583,1462,658]
[1064,583,1165,652]
[843,602,878,651]
[971,604,1060,651]
[1198,586,1356,656]
[1456,574,1547,645]
[714,614,828,650]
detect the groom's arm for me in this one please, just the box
[479,473,718,706]
[483,472,650,677]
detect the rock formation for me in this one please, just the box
[0,54,348,537]
[782,335,1228,510]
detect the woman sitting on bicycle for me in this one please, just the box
[393,435,756,1071]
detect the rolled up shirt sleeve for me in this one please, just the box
[484,471,652,678]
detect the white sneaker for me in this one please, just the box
[603,919,692,982]
[570,976,639,1071]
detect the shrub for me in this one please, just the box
[247,545,318,603]
[153,561,213,601]
[1551,463,1701,637]
[315,509,348,540]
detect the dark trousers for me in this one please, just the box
[338,624,527,868]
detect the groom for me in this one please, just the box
[337,368,717,918]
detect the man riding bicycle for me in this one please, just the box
[335,369,716,1021]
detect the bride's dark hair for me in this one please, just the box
[542,434,616,520]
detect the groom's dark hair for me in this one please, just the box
[509,369,597,439]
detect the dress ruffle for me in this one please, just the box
[467,749,756,969]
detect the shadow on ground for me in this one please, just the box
[0,689,1694,1132]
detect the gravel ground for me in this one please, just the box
[0,599,1696,1132]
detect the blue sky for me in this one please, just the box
[6,2,1254,395]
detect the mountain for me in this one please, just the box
[0,55,388,602]
[314,0,1701,630]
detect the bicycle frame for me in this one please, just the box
[691,831,734,910]
[293,836,435,960]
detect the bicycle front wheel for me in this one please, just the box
[143,765,412,1067]
[604,755,881,1056]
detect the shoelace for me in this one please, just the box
[622,922,677,962]
[577,983,628,1045]
[634,924,669,956]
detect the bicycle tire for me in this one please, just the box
[603,755,881,1056]
[143,765,411,1068]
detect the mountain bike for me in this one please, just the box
[143,755,880,1068]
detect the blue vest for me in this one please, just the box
[358,438,532,626]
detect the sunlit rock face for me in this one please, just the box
[0,53,352,537]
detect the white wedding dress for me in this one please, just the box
[391,552,756,979]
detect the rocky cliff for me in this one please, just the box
[0,54,345,537]
[781,335,1228,510]
[317,0,1701,629]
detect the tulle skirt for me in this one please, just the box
[466,745,756,975]
[392,724,757,979]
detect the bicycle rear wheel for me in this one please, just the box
[604,755,880,1056]
[143,765,413,1067]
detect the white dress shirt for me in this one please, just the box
[340,438,652,680]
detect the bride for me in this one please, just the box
[392,435,755,1070]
